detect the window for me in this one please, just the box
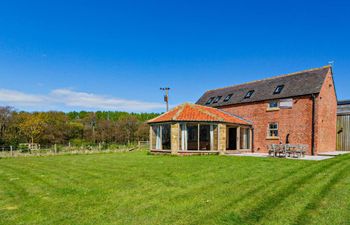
[240,128,250,149]
[268,123,278,137]
[244,90,254,99]
[206,97,215,105]
[268,100,279,109]
[213,96,222,103]
[274,85,284,94]
[223,94,233,102]
[152,124,171,150]
[199,125,211,150]
[161,124,171,150]
[181,123,217,151]
[187,124,198,150]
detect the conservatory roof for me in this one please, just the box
[147,103,251,125]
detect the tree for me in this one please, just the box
[18,112,48,144]
[0,106,14,144]
[41,111,68,144]
[0,108,159,146]
[135,123,150,141]
[116,115,139,144]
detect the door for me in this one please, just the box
[228,128,237,150]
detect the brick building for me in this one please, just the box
[196,66,337,155]
[148,66,337,155]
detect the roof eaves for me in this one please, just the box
[213,92,321,108]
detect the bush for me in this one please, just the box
[18,143,30,153]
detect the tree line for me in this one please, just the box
[0,106,160,147]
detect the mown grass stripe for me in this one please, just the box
[1,152,350,225]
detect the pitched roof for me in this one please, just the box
[337,100,350,115]
[196,66,331,107]
[147,103,251,125]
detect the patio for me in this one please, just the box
[226,151,350,161]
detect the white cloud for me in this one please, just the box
[0,89,48,105]
[0,88,165,112]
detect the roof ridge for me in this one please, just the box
[206,65,331,93]
[194,104,224,121]
[172,103,187,120]
[217,109,253,124]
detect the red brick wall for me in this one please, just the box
[217,68,337,155]
[219,97,314,154]
[315,69,337,153]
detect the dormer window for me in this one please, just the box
[205,97,215,105]
[244,90,254,99]
[274,85,284,94]
[213,96,222,103]
[223,94,233,102]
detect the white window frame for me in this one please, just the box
[268,122,279,137]
[180,123,217,151]
[268,100,280,109]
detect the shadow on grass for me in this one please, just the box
[189,162,318,224]
[217,157,344,224]
[241,157,344,224]
[291,162,350,225]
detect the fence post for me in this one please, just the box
[54,144,57,154]
[10,146,13,157]
[98,142,101,151]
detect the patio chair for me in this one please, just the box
[268,144,275,157]
[297,144,306,158]
[294,144,306,158]
[285,144,292,157]
[273,144,284,158]
[279,144,288,158]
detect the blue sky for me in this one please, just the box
[0,0,349,112]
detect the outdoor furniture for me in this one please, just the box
[268,144,308,158]
[295,144,306,158]
[268,144,275,157]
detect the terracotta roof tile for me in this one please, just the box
[148,103,251,125]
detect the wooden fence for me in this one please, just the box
[0,142,149,158]
[337,114,350,151]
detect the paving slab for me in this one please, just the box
[318,151,350,156]
[226,152,334,161]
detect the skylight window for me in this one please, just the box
[274,85,284,94]
[213,96,222,103]
[205,97,215,105]
[223,94,233,102]
[244,90,254,99]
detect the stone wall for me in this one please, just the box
[218,124,227,153]
[171,123,180,154]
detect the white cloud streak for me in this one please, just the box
[0,88,165,112]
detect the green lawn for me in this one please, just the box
[1,151,350,225]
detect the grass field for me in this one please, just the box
[1,151,350,225]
